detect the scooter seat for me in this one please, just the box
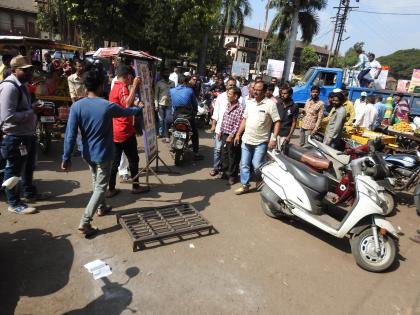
[277,154,329,194]
[285,144,331,170]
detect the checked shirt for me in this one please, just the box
[220,103,244,136]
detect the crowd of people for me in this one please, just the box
[0,52,414,237]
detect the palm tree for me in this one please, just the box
[268,0,326,43]
[218,0,252,70]
[268,0,327,81]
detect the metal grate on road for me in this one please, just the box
[116,203,215,251]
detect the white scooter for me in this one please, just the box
[306,135,396,215]
[260,150,399,272]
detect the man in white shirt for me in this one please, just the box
[234,82,280,195]
[354,91,367,118]
[270,77,280,98]
[352,48,370,87]
[367,53,382,89]
[169,67,179,87]
[210,78,243,176]
[354,95,377,130]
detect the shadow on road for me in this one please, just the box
[0,229,74,315]
[62,267,139,315]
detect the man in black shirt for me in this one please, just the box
[275,86,299,148]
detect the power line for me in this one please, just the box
[353,9,420,16]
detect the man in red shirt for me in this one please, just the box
[107,64,149,197]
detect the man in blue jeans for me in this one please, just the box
[234,82,280,195]
[62,69,142,237]
[0,56,48,214]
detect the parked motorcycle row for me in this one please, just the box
[260,135,419,273]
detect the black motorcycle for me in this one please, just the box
[170,117,192,166]
[383,151,420,191]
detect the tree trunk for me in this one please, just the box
[282,0,300,82]
[198,33,208,76]
[218,11,229,72]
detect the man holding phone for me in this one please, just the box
[0,56,47,214]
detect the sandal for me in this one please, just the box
[105,189,120,198]
[132,186,150,194]
[209,169,219,176]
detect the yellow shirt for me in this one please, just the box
[343,100,355,125]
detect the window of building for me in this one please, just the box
[13,14,25,30]
[233,36,237,44]
[0,12,11,31]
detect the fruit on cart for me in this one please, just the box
[392,122,413,132]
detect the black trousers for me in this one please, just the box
[173,107,199,153]
[221,133,241,178]
[109,135,139,190]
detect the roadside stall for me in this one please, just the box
[0,36,84,153]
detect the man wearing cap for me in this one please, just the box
[354,91,367,118]
[0,56,47,214]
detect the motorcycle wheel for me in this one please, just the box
[382,192,396,216]
[36,123,51,154]
[350,228,397,272]
[174,150,182,166]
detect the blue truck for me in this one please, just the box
[292,67,420,118]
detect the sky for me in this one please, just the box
[245,0,420,57]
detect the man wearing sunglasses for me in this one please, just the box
[0,56,47,214]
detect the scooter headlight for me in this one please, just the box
[365,185,380,205]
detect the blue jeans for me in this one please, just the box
[239,142,268,186]
[213,135,223,170]
[80,160,112,226]
[158,106,173,138]
[1,135,37,207]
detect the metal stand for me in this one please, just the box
[131,149,172,186]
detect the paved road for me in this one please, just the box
[0,130,419,315]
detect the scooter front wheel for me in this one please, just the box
[350,228,397,272]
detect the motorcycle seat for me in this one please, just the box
[310,138,350,165]
[285,144,331,170]
[277,153,329,194]
[173,117,192,130]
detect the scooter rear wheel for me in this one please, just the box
[260,198,284,219]
[350,228,397,272]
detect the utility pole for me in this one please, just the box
[326,1,342,67]
[331,0,359,66]
[257,0,271,74]
[282,0,300,83]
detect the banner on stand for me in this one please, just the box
[134,60,157,162]
[408,69,420,93]
[266,59,294,81]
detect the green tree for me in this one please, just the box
[300,46,318,70]
[377,49,420,80]
[218,0,252,69]
[268,0,326,80]
[268,0,327,43]
[264,38,287,60]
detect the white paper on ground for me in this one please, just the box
[93,265,112,280]
[84,259,107,273]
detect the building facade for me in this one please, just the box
[223,26,330,73]
[0,0,38,37]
